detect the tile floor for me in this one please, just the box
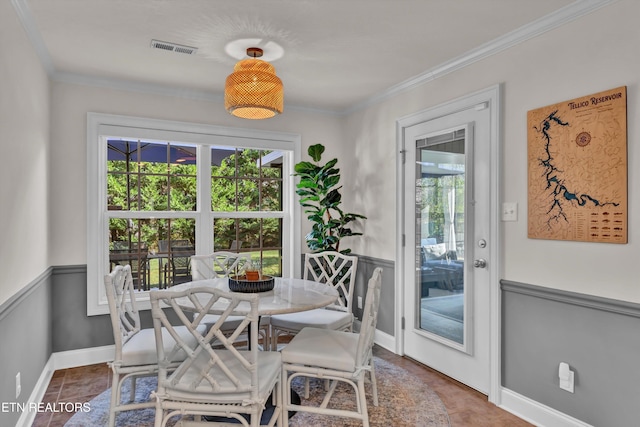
[31,345,532,427]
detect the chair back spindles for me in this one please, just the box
[303,251,358,312]
[270,251,359,350]
[150,286,281,426]
[190,251,271,350]
[105,265,141,359]
[190,251,252,280]
[356,267,383,368]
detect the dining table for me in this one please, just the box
[169,276,339,317]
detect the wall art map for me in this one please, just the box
[527,86,627,243]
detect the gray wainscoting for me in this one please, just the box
[51,265,153,352]
[49,255,397,354]
[53,265,117,352]
[0,268,52,427]
[501,280,640,427]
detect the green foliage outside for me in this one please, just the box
[417,175,464,245]
[107,146,284,277]
[108,160,197,248]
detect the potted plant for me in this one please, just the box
[294,144,366,254]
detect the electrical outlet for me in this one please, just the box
[16,372,21,399]
[559,362,575,393]
[357,296,363,309]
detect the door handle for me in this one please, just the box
[473,259,487,268]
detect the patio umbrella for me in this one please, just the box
[107,139,235,166]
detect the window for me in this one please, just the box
[87,113,301,315]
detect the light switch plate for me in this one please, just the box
[502,202,518,221]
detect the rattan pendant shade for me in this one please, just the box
[225,52,283,119]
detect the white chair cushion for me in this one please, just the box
[121,324,205,367]
[270,308,353,331]
[280,327,359,372]
[161,350,282,404]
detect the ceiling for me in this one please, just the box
[17,0,609,114]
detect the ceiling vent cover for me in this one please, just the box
[150,40,197,55]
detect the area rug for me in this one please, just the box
[65,357,450,427]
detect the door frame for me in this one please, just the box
[395,84,502,404]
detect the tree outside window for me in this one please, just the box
[106,141,284,291]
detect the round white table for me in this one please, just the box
[169,277,339,315]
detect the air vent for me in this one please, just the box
[150,40,197,55]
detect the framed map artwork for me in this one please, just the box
[527,86,627,243]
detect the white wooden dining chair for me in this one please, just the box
[190,251,270,348]
[150,286,283,427]
[103,265,205,427]
[280,267,383,427]
[190,251,252,280]
[270,251,358,351]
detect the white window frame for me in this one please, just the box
[87,113,301,316]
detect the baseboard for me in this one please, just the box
[500,388,593,427]
[15,346,115,427]
[374,328,395,352]
[15,358,55,427]
[50,344,115,370]
[352,320,395,353]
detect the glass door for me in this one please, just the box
[403,105,491,394]
[416,130,466,345]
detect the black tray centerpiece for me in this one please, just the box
[228,275,275,293]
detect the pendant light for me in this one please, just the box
[224,47,283,119]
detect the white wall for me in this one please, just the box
[48,82,343,266]
[343,0,640,302]
[0,0,50,306]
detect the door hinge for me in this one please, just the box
[401,317,405,330]
[402,234,406,247]
[400,149,406,164]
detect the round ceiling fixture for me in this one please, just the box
[224,38,284,62]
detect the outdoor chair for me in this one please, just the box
[103,265,205,427]
[190,251,271,349]
[270,251,358,352]
[169,240,194,285]
[109,241,149,291]
[280,267,383,427]
[150,286,283,427]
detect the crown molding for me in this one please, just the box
[342,0,618,115]
[11,0,54,75]
[13,0,616,117]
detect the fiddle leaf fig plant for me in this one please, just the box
[294,143,366,254]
